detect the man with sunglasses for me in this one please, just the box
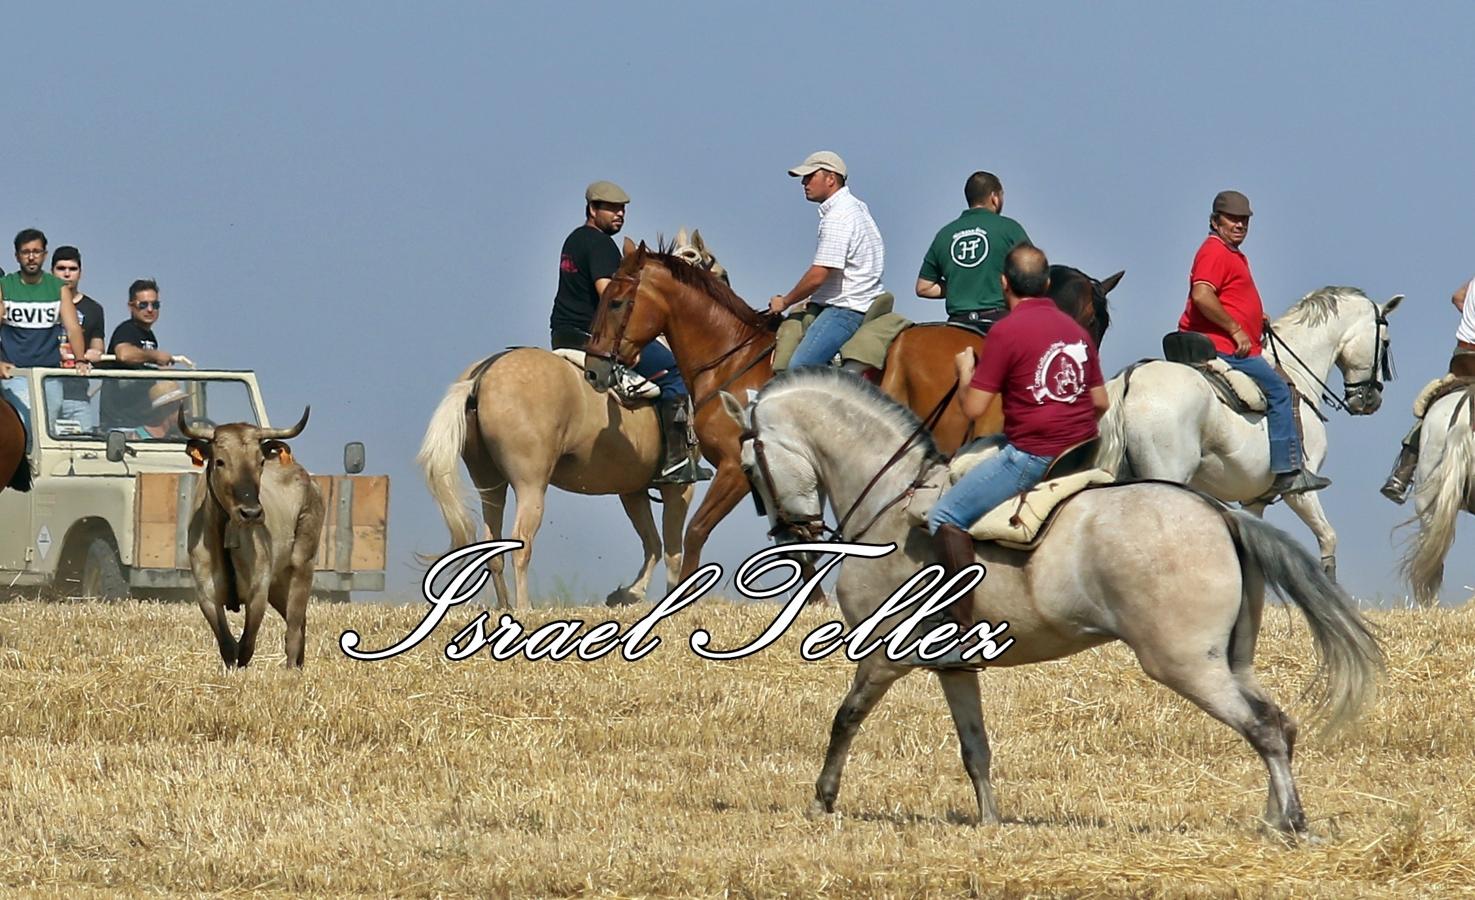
[550,180,709,484]
[102,279,192,432]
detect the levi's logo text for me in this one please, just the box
[3,301,60,328]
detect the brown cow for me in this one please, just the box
[180,408,325,668]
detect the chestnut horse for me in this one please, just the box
[878,269,1121,453]
[585,241,1119,579]
[1,396,29,495]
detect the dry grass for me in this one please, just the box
[1,596,1473,898]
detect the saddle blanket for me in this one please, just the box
[1197,358,1267,413]
[1412,374,1475,418]
[904,436,1116,550]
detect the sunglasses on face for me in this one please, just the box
[134,301,161,310]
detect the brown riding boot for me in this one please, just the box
[1380,423,1422,504]
[899,524,982,669]
[650,396,713,485]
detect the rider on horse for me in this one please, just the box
[912,244,1109,667]
[549,181,711,484]
[915,171,1031,333]
[1380,273,1475,503]
[1176,190,1330,498]
[768,151,887,372]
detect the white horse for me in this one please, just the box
[1096,287,1404,579]
[723,369,1382,836]
[1399,388,1475,605]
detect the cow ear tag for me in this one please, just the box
[187,442,208,467]
[265,441,293,465]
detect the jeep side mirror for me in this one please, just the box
[344,441,365,474]
[106,430,127,462]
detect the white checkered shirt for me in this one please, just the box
[808,187,886,312]
[1458,277,1475,343]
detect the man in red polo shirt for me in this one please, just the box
[907,243,1109,668]
[1178,190,1329,496]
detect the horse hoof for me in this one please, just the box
[805,798,836,820]
[605,588,641,607]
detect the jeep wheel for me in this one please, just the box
[81,538,131,601]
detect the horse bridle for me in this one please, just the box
[583,271,644,367]
[738,387,952,544]
[1264,298,1393,415]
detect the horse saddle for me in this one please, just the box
[1412,373,1475,418]
[551,348,661,403]
[905,436,1112,550]
[1161,331,1267,414]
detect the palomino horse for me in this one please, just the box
[1095,287,1403,580]
[878,268,1122,453]
[585,242,1120,579]
[416,233,723,610]
[1,396,29,495]
[1399,387,1475,606]
[723,369,1382,835]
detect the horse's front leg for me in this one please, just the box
[677,460,749,580]
[937,669,1001,825]
[608,491,662,606]
[810,656,904,817]
[1282,491,1338,581]
[656,483,693,591]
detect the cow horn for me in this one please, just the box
[178,408,215,440]
[258,406,311,440]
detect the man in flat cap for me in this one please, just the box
[1177,190,1329,496]
[769,151,887,369]
[550,180,710,484]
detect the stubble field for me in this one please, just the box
[1,597,1473,897]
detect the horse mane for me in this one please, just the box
[1285,286,1367,326]
[618,240,771,330]
[758,367,948,463]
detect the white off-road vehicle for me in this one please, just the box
[0,364,388,601]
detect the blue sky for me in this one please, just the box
[9,3,1474,604]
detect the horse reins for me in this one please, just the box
[1262,297,1392,415]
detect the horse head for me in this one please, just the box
[1276,287,1403,416]
[1047,266,1123,348]
[1338,291,1403,415]
[721,388,827,548]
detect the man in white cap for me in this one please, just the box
[550,180,710,484]
[769,151,887,369]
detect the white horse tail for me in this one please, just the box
[416,377,480,551]
[1400,411,1474,607]
[1095,364,1141,477]
[1225,510,1384,734]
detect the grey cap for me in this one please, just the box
[787,150,847,178]
[585,181,631,204]
[1212,190,1253,217]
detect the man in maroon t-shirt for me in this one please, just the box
[908,245,1109,668]
[1177,190,1329,496]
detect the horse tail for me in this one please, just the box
[1399,404,1473,607]
[1096,362,1147,478]
[416,377,480,551]
[1224,510,1383,734]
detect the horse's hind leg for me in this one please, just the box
[1283,491,1338,581]
[811,657,905,817]
[608,491,662,606]
[473,477,512,609]
[937,669,1001,824]
[1132,645,1306,836]
[508,479,548,612]
[657,484,692,593]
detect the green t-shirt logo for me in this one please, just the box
[950,228,990,268]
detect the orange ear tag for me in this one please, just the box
[188,446,206,467]
[278,448,293,466]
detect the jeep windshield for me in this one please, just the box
[41,372,260,442]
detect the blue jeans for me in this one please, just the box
[929,442,1052,533]
[788,305,864,370]
[1218,353,1299,473]
[1,375,61,453]
[633,339,688,399]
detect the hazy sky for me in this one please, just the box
[9,3,1474,605]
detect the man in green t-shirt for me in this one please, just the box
[916,171,1031,330]
[0,229,91,450]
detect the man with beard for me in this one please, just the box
[0,229,91,449]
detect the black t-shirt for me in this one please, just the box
[102,318,162,428]
[549,224,621,336]
[61,295,106,400]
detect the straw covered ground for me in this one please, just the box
[1,596,1473,897]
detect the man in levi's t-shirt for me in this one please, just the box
[905,244,1109,669]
